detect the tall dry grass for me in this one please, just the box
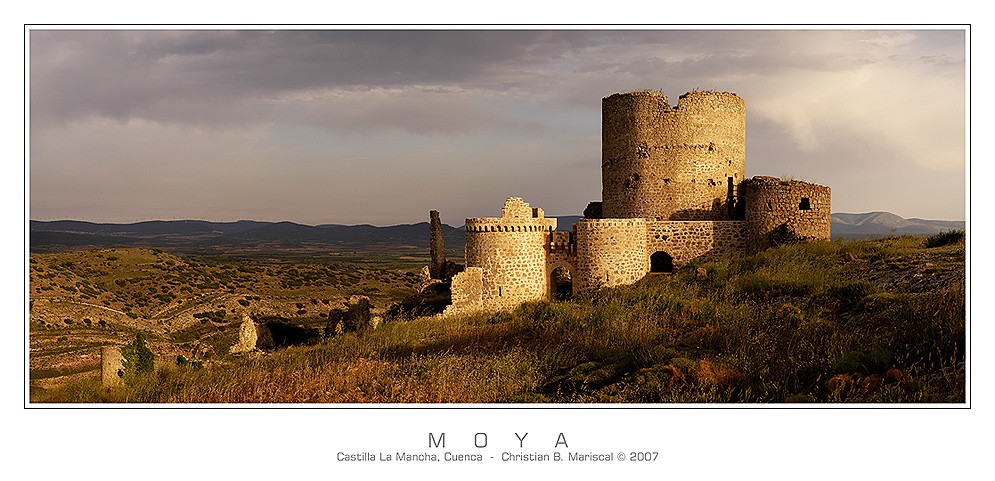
[32,236,965,404]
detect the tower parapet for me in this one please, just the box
[601,90,746,221]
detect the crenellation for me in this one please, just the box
[445,89,831,316]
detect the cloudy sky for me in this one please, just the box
[28,29,967,226]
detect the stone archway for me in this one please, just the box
[549,266,573,300]
[650,251,674,273]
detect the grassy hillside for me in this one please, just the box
[28,248,423,390]
[30,235,965,403]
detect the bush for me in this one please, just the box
[121,333,155,379]
[925,229,964,248]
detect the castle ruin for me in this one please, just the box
[444,90,831,316]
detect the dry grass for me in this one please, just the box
[31,236,966,404]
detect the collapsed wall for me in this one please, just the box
[443,267,484,317]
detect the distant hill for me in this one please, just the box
[29,212,964,254]
[551,216,583,231]
[830,212,964,240]
[29,219,466,256]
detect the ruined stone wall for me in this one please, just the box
[429,210,445,279]
[602,90,746,221]
[100,346,124,387]
[443,267,484,317]
[645,220,747,266]
[743,176,832,253]
[464,198,557,312]
[573,218,648,294]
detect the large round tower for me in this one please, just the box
[601,90,746,220]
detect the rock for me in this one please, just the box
[230,316,259,353]
[329,296,375,332]
[344,295,372,331]
[232,315,319,352]
[696,267,708,280]
[443,260,465,279]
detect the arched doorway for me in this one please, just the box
[650,251,674,273]
[549,267,573,300]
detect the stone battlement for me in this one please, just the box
[444,89,831,316]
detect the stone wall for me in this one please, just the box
[100,346,124,387]
[445,90,831,316]
[547,231,574,272]
[429,210,445,279]
[444,267,484,317]
[464,198,557,312]
[573,218,648,294]
[601,90,746,221]
[645,220,747,265]
[742,176,832,253]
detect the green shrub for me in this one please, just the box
[121,333,155,379]
[925,229,964,248]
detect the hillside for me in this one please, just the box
[31,234,966,403]
[28,248,424,389]
[831,212,964,239]
[29,219,466,260]
[30,213,964,258]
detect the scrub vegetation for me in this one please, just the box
[30,235,965,403]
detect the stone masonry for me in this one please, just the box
[444,89,831,316]
[742,176,832,254]
[100,346,125,387]
[463,198,557,312]
[602,91,746,221]
[429,210,446,279]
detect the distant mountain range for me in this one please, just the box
[28,212,963,254]
[829,212,964,240]
[28,219,467,254]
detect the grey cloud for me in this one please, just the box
[29,29,967,224]
[30,30,608,127]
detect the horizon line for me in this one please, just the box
[27,210,969,226]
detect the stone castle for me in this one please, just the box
[442,90,831,316]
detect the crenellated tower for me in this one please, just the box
[462,197,557,312]
[444,89,831,317]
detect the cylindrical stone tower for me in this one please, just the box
[464,197,556,312]
[573,218,648,294]
[601,90,746,220]
[742,176,832,253]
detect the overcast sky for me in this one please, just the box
[28,29,967,226]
